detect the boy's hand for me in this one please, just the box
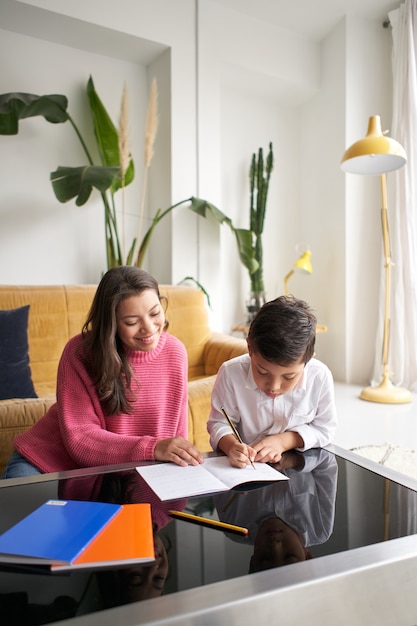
[252,436,285,463]
[218,434,256,469]
[252,431,304,464]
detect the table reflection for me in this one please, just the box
[213,448,338,572]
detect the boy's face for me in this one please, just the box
[250,517,308,571]
[248,348,305,398]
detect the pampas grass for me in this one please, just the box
[135,78,158,265]
[118,81,130,257]
[144,78,158,169]
[118,81,130,179]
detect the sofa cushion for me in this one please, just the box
[0,396,55,473]
[187,375,217,453]
[0,305,37,400]
[0,285,98,396]
[159,285,212,380]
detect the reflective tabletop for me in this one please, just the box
[1,446,417,625]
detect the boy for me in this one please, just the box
[207,296,337,468]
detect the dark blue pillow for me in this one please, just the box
[0,305,37,400]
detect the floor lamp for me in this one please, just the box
[341,115,412,404]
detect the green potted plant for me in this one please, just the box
[0,77,218,271]
[191,142,274,321]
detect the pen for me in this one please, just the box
[220,406,256,470]
[169,510,249,536]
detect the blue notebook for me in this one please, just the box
[0,499,122,566]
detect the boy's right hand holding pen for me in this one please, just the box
[219,406,256,469]
[218,434,257,469]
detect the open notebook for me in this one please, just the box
[136,456,287,501]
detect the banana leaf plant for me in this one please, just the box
[0,80,219,269]
[0,83,273,284]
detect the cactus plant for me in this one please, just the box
[192,142,274,317]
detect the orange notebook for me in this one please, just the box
[51,503,155,572]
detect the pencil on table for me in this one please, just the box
[169,510,249,536]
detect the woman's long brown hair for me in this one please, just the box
[81,266,167,415]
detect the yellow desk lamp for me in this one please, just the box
[284,249,312,297]
[341,115,412,404]
[283,249,327,333]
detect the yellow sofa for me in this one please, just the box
[0,284,247,474]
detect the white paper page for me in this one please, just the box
[136,463,228,501]
[136,457,288,501]
[203,456,288,489]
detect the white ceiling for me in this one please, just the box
[211,0,401,42]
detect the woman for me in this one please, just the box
[2,267,203,478]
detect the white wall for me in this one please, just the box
[296,21,348,382]
[0,0,396,385]
[294,16,393,384]
[343,16,394,384]
[197,0,320,329]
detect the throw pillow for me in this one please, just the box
[0,305,37,400]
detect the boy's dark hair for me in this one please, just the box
[247,295,316,365]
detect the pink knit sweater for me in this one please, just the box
[14,332,188,473]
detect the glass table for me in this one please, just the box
[1,445,417,625]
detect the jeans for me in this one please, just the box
[1,451,42,479]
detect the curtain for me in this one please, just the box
[372,0,417,390]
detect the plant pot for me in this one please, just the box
[246,292,266,324]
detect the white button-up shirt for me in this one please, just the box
[207,354,337,452]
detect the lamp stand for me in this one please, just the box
[283,269,294,297]
[360,173,412,404]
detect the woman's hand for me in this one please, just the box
[154,437,204,467]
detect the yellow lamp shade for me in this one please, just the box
[294,250,312,274]
[284,249,312,296]
[341,115,406,175]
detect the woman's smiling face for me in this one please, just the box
[116,289,165,352]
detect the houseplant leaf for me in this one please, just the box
[233,228,259,275]
[188,196,233,228]
[135,196,225,267]
[51,165,120,206]
[0,93,69,134]
[186,197,258,274]
[86,77,134,192]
